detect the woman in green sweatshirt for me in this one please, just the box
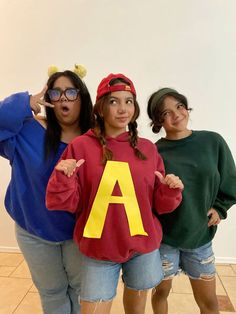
[147,88,236,314]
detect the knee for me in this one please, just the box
[37,282,68,299]
[153,281,172,299]
[197,296,219,311]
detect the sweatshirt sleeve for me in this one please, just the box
[46,144,81,213]
[0,92,33,141]
[213,135,236,219]
[153,149,183,214]
[0,92,33,160]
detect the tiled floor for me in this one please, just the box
[0,252,236,314]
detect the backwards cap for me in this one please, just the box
[96,73,136,101]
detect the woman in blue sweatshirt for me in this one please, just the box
[0,69,93,314]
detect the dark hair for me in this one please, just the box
[44,70,93,159]
[147,91,191,133]
[92,78,146,164]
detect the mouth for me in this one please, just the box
[173,118,186,126]
[61,105,70,113]
[57,104,71,117]
[116,117,129,122]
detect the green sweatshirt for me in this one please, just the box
[156,130,236,249]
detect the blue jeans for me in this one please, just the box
[15,224,82,314]
[160,241,216,279]
[79,248,164,302]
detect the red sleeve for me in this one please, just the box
[46,144,81,213]
[153,151,182,214]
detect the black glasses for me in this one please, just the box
[47,88,80,102]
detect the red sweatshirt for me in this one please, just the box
[46,130,182,262]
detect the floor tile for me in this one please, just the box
[10,260,31,278]
[216,274,227,296]
[217,295,235,312]
[0,253,23,267]
[14,292,43,314]
[217,265,236,276]
[0,277,32,314]
[220,276,236,310]
[0,266,15,276]
[231,264,236,274]
[29,283,38,293]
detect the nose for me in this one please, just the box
[171,109,179,119]
[59,92,68,102]
[118,101,126,112]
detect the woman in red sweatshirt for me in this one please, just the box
[46,73,183,314]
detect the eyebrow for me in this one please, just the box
[52,87,75,90]
[162,101,182,112]
[109,96,134,100]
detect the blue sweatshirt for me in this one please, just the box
[0,92,76,241]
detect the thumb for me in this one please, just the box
[155,171,165,183]
[207,209,213,217]
[76,159,85,168]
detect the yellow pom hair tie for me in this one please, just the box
[47,64,87,79]
[48,65,59,77]
[73,64,87,78]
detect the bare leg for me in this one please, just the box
[81,300,113,314]
[190,277,219,314]
[151,279,172,314]
[123,286,148,314]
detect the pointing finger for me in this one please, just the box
[34,86,48,99]
[37,99,54,108]
[42,101,54,108]
[155,171,164,183]
[76,159,85,168]
[40,85,48,97]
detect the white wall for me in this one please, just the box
[0,0,235,261]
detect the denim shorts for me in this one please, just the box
[160,241,216,280]
[79,249,164,302]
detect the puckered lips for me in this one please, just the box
[60,103,70,116]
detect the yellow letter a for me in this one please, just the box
[83,161,148,238]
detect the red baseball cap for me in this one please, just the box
[96,73,136,101]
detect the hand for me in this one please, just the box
[30,86,54,115]
[55,159,85,177]
[207,208,221,227]
[155,171,184,189]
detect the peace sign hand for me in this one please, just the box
[155,171,184,190]
[30,86,54,115]
[55,159,85,177]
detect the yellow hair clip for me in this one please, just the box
[47,64,87,79]
[48,65,59,77]
[73,64,87,78]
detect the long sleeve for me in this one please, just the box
[154,184,182,214]
[213,135,236,219]
[46,145,81,213]
[153,148,182,214]
[0,92,32,160]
